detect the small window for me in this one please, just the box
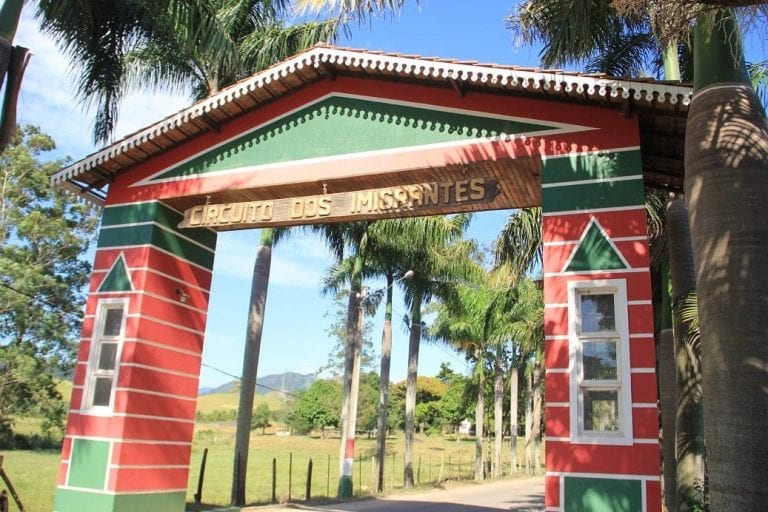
[569,280,632,444]
[86,300,127,410]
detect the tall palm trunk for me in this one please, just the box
[338,252,364,498]
[530,358,542,475]
[524,368,533,474]
[509,360,519,474]
[493,346,504,478]
[474,348,485,481]
[658,264,677,512]
[374,274,394,493]
[403,288,422,488]
[231,229,274,505]
[686,9,768,510]
[667,197,705,511]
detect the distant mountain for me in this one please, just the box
[199,371,315,396]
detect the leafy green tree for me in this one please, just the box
[250,402,273,434]
[317,290,377,378]
[288,378,342,436]
[0,125,98,440]
[437,370,472,431]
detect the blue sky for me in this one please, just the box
[13,1,765,388]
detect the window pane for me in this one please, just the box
[92,377,113,406]
[583,341,618,380]
[98,343,118,370]
[583,389,619,431]
[103,308,124,336]
[580,294,615,332]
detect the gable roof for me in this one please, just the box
[51,44,692,206]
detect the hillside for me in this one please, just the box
[201,371,314,396]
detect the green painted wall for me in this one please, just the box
[542,178,645,213]
[564,476,643,512]
[541,149,642,184]
[67,439,110,490]
[54,489,186,512]
[150,95,558,181]
[99,255,133,292]
[566,221,627,272]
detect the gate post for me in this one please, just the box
[541,147,661,512]
[54,200,216,512]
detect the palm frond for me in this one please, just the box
[493,207,542,283]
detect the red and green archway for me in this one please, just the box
[51,45,691,512]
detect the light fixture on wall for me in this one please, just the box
[176,288,190,304]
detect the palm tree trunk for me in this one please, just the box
[531,359,542,475]
[493,346,504,478]
[686,9,768,510]
[474,348,485,481]
[374,274,394,493]
[509,361,519,474]
[667,197,705,511]
[231,230,273,505]
[658,263,677,512]
[524,368,532,474]
[338,252,364,498]
[403,288,422,488]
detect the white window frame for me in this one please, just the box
[568,279,633,445]
[83,298,128,414]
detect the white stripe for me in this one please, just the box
[542,205,644,217]
[115,386,197,402]
[546,507,561,512]
[632,403,657,408]
[135,313,206,336]
[546,236,647,247]
[546,471,660,481]
[546,402,569,408]
[544,267,649,277]
[545,368,568,374]
[634,438,659,444]
[543,240,578,247]
[108,412,195,424]
[630,333,654,339]
[55,485,187,495]
[96,244,214,273]
[108,464,188,470]
[544,303,568,309]
[125,337,203,358]
[120,362,199,379]
[138,267,211,294]
[630,368,656,374]
[628,300,652,306]
[545,334,569,341]
[544,436,571,442]
[66,434,192,446]
[542,174,642,189]
[130,290,208,315]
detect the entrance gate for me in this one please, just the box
[51,45,691,512]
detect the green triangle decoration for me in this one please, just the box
[564,219,628,272]
[98,254,133,292]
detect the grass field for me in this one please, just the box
[0,392,543,511]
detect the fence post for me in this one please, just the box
[428,453,432,484]
[326,454,330,497]
[458,454,462,481]
[417,455,421,485]
[288,452,293,502]
[193,447,209,504]
[271,458,277,504]
[447,454,451,481]
[305,459,313,502]
[370,456,376,492]
[391,452,395,490]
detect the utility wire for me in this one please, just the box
[0,281,83,323]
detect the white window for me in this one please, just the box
[85,299,127,411]
[568,280,632,445]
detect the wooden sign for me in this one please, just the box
[178,178,500,230]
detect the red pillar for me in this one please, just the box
[541,147,661,512]
[54,201,216,512]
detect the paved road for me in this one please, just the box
[242,477,544,512]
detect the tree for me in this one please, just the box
[0,125,98,439]
[288,378,342,435]
[250,402,273,434]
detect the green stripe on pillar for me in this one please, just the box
[542,178,645,213]
[102,203,216,250]
[97,224,215,269]
[541,149,642,184]
[67,439,110,490]
[151,95,559,182]
[54,489,186,512]
[564,476,642,512]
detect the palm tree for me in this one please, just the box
[684,9,768,510]
[393,215,476,487]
